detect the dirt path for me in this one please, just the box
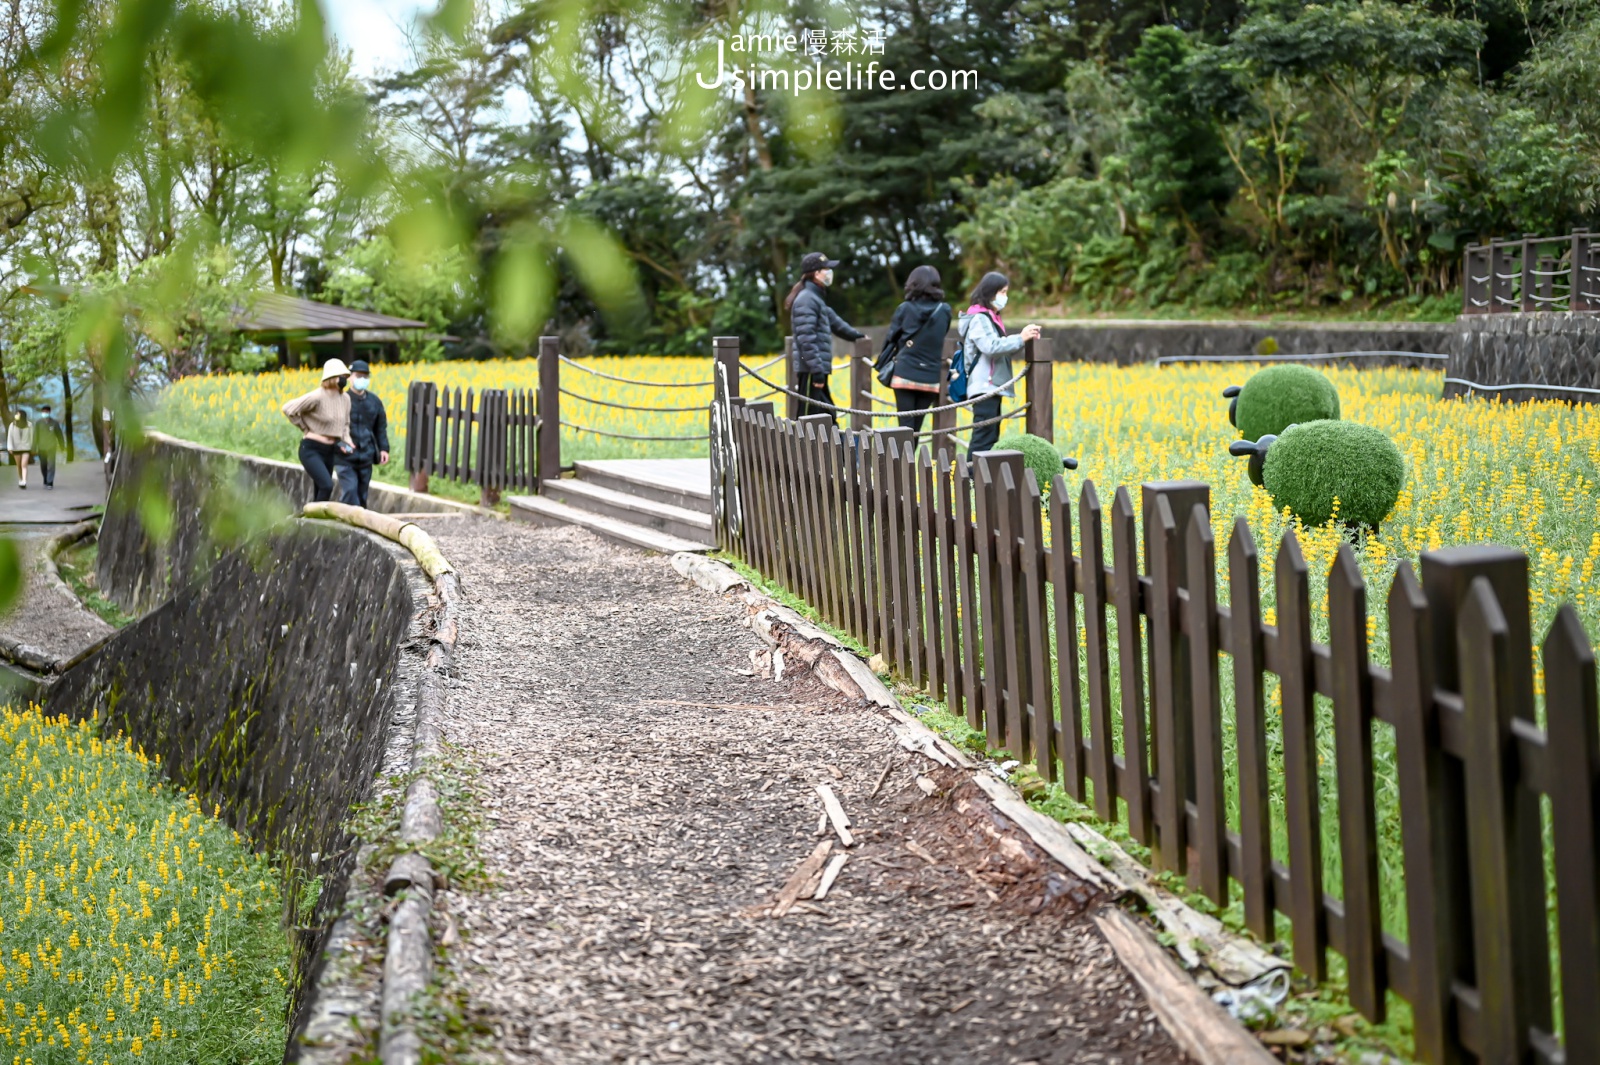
[0,540,113,662]
[432,519,1190,1065]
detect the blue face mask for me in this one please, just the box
[351,377,370,393]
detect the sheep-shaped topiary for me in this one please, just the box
[993,432,1078,497]
[1229,421,1405,532]
[1223,364,1341,441]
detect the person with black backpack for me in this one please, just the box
[877,266,952,432]
[958,271,1041,454]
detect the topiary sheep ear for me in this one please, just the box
[1062,456,1079,470]
[1228,439,1258,457]
[1222,385,1241,397]
[1228,396,1238,427]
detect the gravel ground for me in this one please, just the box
[432,519,1190,1065]
[0,540,113,660]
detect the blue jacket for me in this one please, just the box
[790,280,863,375]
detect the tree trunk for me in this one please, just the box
[59,357,74,462]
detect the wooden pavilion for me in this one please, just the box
[236,293,428,368]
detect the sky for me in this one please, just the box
[323,0,436,77]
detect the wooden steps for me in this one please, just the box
[507,459,714,554]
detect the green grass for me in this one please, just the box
[53,540,135,629]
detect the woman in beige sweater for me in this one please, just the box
[283,359,355,502]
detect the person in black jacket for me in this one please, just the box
[881,266,952,432]
[342,359,390,508]
[785,251,864,423]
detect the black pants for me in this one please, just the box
[299,438,347,503]
[969,395,1003,455]
[797,372,837,424]
[342,461,374,508]
[894,389,937,432]
[37,451,55,487]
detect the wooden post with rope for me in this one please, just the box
[537,335,561,488]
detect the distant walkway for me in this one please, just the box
[430,519,1189,1065]
[0,460,106,535]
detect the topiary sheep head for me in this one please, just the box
[1224,364,1341,441]
[993,432,1078,498]
[1230,421,1404,532]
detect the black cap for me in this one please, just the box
[800,252,840,274]
[350,360,371,374]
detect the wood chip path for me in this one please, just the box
[431,519,1191,1064]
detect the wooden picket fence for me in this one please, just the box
[404,380,540,500]
[710,395,1600,1065]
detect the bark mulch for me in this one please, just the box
[431,519,1192,1065]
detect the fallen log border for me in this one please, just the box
[303,502,460,1065]
[671,551,1281,1065]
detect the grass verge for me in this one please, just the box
[54,538,135,629]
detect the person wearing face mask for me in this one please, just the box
[342,359,390,509]
[6,411,33,490]
[282,358,356,503]
[785,251,864,424]
[958,271,1042,454]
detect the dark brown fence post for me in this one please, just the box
[1328,543,1382,1020]
[1458,577,1534,1063]
[934,338,957,443]
[1142,481,1209,875]
[1025,336,1053,442]
[1110,486,1151,846]
[1184,503,1225,905]
[851,337,873,432]
[1545,605,1600,1064]
[1462,244,1482,314]
[477,389,505,507]
[1490,240,1516,313]
[1080,482,1115,819]
[1521,234,1538,312]
[1421,546,1552,1049]
[785,337,799,420]
[1574,229,1595,312]
[1277,529,1326,982]
[977,449,1030,757]
[955,454,982,731]
[714,336,741,400]
[1049,480,1084,800]
[537,336,560,487]
[1228,518,1272,942]
[406,380,435,494]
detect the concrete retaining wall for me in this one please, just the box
[99,431,472,615]
[844,319,1455,366]
[1445,313,1600,402]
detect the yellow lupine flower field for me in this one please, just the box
[151,356,1600,648]
[0,706,287,1063]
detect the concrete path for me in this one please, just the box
[430,519,1189,1065]
[0,459,106,535]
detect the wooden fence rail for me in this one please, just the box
[1462,229,1600,315]
[404,380,540,502]
[709,390,1600,1065]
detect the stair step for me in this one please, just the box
[507,495,713,555]
[574,460,712,513]
[543,479,714,543]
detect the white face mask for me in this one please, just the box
[993,292,1009,310]
[818,269,834,286]
[351,377,370,393]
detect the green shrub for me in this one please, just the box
[1234,364,1341,440]
[1262,421,1405,529]
[994,432,1065,496]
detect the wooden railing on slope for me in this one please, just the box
[709,397,1600,1065]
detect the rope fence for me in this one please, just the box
[739,361,1026,420]
[1155,350,1449,366]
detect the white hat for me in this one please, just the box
[321,358,351,381]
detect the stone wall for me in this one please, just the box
[1445,313,1600,402]
[47,517,417,1041]
[845,318,1455,366]
[99,431,470,615]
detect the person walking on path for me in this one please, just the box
[880,266,952,432]
[959,271,1040,454]
[33,405,65,490]
[282,359,355,503]
[786,251,864,424]
[342,359,390,509]
[6,412,33,490]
